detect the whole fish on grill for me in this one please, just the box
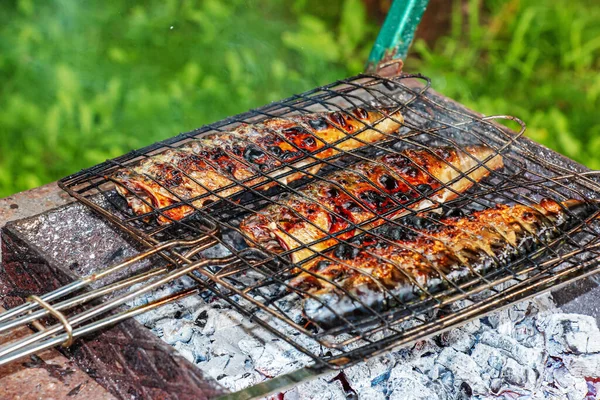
[111,107,403,224]
[290,198,594,327]
[240,146,504,263]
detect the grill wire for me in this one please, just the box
[6,73,600,373]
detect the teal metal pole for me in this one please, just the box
[366,0,430,70]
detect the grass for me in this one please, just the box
[0,0,598,197]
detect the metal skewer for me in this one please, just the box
[0,229,215,326]
[0,287,201,366]
[0,266,167,334]
[0,253,240,365]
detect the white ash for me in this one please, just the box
[129,276,600,399]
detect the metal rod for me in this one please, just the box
[0,234,212,325]
[0,256,237,362]
[216,365,330,400]
[0,267,167,334]
[0,287,201,366]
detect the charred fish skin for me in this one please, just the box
[240,146,504,263]
[295,199,594,328]
[111,107,403,224]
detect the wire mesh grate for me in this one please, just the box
[57,73,600,370]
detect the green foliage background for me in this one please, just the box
[406,0,600,168]
[0,0,598,197]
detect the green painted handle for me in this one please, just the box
[367,0,430,70]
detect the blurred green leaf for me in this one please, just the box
[340,0,367,51]
[0,0,373,197]
[282,15,341,62]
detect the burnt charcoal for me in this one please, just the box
[416,183,433,194]
[308,117,330,131]
[243,145,268,165]
[333,243,361,260]
[359,190,389,209]
[301,136,317,148]
[402,215,440,231]
[394,192,411,202]
[458,382,472,398]
[194,310,209,329]
[379,174,399,192]
[442,207,465,218]
[267,145,283,157]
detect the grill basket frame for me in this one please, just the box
[57,72,600,371]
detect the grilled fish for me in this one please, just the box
[291,198,593,327]
[111,107,403,224]
[240,146,504,263]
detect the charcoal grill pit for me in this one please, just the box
[2,73,600,399]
